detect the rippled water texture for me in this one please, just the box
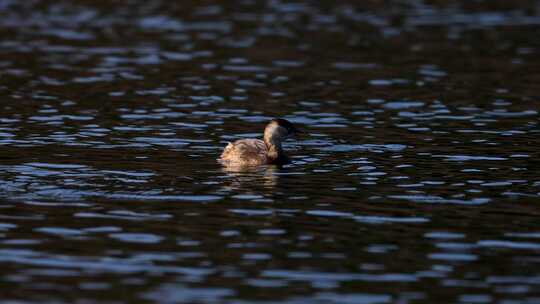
[1,0,540,303]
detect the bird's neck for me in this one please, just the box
[264,135,284,161]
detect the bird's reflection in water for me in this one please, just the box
[220,163,281,193]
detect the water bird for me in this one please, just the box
[220,118,300,166]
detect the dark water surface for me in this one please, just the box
[1,0,540,303]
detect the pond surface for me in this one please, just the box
[1,0,540,303]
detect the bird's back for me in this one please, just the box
[220,139,269,166]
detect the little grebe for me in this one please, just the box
[220,118,300,166]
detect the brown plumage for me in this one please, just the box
[220,139,269,166]
[220,118,300,166]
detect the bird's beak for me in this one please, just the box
[292,128,303,137]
